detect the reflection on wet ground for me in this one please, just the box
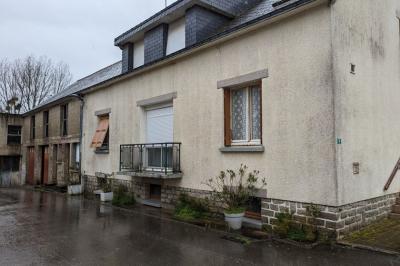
[0,188,399,266]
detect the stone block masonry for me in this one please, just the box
[262,193,399,238]
[84,175,398,238]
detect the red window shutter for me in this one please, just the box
[224,89,232,146]
[91,117,109,148]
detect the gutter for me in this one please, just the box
[82,0,325,96]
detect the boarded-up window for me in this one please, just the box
[91,116,110,149]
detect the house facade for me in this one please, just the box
[77,0,400,236]
[0,113,23,186]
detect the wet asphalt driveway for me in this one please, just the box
[0,188,399,266]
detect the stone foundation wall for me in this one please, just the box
[261,193,399,237]
[84,175,398,238]
[84,175,146,199]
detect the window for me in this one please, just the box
[71,143,80,169]
[7,125,21,145]
[145,106,173,170]
[60,104,68,136]
[91,115,110,153]
[133,39,145,68]
[30,116,35,139]
[166,17,185,55]
[43,111,49,137]
[0,156,20,172]
[224,85,262,146]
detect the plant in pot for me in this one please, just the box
[97,177,113,202]
[205,164,266,230]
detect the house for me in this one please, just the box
[0,113,23,186]
[50,0,400,236]
[21,62,121,187]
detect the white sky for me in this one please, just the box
[0,0,177,81]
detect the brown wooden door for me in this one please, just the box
[27,147,35,185]
[41,146,49,185]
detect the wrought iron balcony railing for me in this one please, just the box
[120,142,181,175]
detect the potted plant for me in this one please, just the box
[205,165,266,230]
[97,176,113,202]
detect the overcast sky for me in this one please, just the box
[0,0,177,81]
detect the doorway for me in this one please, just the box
[41,146,49,185]
[27,147,35,185]
[149,184,162,201]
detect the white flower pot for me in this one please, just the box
[67,184,83,195]
[224,212,245,230]
[100,192,113,202]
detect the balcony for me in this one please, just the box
[119,143,182,179]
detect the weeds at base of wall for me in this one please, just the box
[174,193,210,221]
[271,204,334,244]
[112,185,136,207]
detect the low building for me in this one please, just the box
[0,113,23,186]
[21,62,121,187]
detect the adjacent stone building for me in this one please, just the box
[22,99,81,186]
[0,113,23,186]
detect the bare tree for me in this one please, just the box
[0,55,72,113]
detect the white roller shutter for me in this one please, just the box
[146,106,173,143]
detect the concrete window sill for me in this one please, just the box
[95,150,109,155]
[219,146,265,153]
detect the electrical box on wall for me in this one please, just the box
[353,162,360,175]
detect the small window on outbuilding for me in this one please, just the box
[60,104,68,136]
[7,125,21,145]
[91,115,110,153]
[43,111,49,137]
[30,116,35,139]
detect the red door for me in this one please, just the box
[27,147,35,185]
[41,146,49,185]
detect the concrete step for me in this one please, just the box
[396,198,400,205]
[389,213,400,220]
[392,205,400,214]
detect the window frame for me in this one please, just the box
[60,104,68,136]
[91,114,110,154]
[224,82,262,147]
[43,110,49,138]
[30,116,35,140]
[7,125,22,145]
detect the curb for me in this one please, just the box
[337,240,400,256]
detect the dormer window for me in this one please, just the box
[134,39,145,68]
[166,17,185,55]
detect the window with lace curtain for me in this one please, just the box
[224,84,262,146]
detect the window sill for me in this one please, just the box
[95,149,109,154]
[219,146,265,153]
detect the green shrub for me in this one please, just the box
[174,193,209,221]
[112,185,135,207]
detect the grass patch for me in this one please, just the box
[344,218,400,252]
[112,185,135,207]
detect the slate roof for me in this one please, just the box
[23,61,121,115]
[115,0,286,46]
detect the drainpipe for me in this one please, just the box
[69,93,84,185]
